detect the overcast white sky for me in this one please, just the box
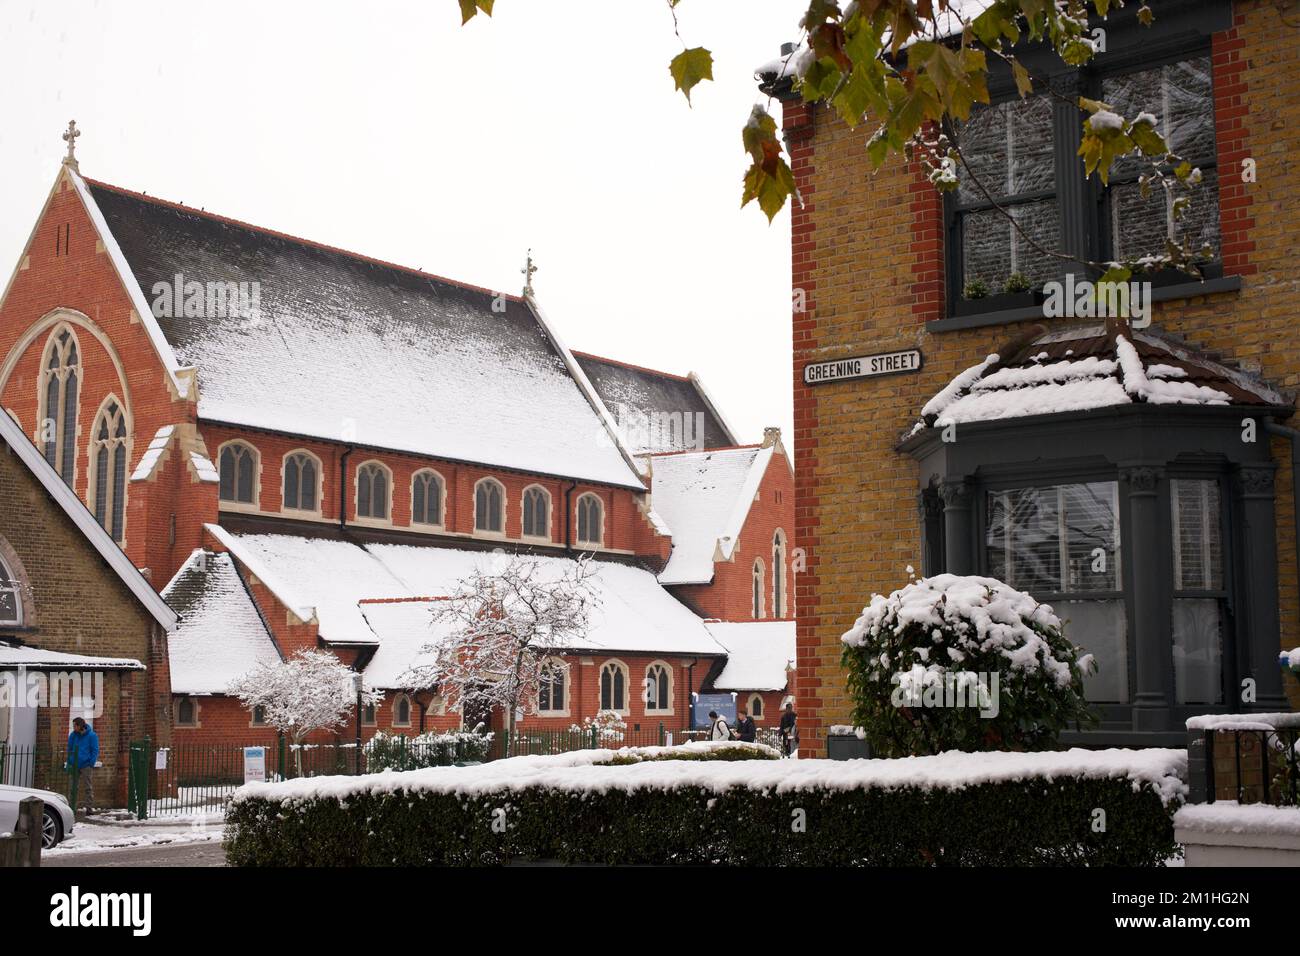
[0,0,797,448]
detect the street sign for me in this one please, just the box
[803,349,923,385]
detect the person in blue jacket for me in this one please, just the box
[66,717,99,812]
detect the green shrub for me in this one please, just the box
[607,742,780,764]
[225,750,1180,867]
[841,574,1096,757]
[962,277,990,299]
[363,730,492,771]
[1003,272,1032,294]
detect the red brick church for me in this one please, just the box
[0,131,795,751]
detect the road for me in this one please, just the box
[43,841,227,867]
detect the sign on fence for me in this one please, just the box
[243,747,266,784]
[692,693,736,729]
[154,749,167,770]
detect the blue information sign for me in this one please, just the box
[692,693,736,730]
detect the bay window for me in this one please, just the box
[986,481,1127,702]
[1170,478,1225,705]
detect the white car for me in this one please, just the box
[0,784,75,848]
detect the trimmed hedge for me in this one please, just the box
[363,730,492,771]
[225,757,1179,867]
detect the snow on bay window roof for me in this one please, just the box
[84,181,643,489]
[162,550,280,695]
[649,445,775,585]
[917,323,1288,429]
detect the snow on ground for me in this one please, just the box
[46,816,225,855]
[233,745,1187,807]
[1174,801,1300,837]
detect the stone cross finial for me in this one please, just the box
[62,120,81,170]
[521,249,538,297]
[762,426,782,448]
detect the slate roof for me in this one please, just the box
[85,181,643,489]
[573,352,735,454]
[162,551,280,695]
[919,322,1291,428]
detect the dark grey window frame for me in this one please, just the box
[902,402,1289,744]
[937,0,1234,331]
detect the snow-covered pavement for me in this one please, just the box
[44,814,224,857]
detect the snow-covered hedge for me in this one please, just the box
[841,574,1096,756]
[224,746,1184,867]
[363,730,492,771]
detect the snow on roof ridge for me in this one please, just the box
[70,170,193,399]
[716,445,776,563]
[922,353,999,419]
[572,349,692,382]
[0,408,176,631]
[203,523,316,624]
[650,442,763,460]
[687,370,741,448]
[1133,330,1289,407]
[523,296,648,485]
[84,177,524,305]
[1115,334,1231,406]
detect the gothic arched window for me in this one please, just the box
[40,327,80,487]
[219,441,258,505]
[412,470,444,526]
[90,399,128,542]
[576,493,603,547]
[522,486,550,538]
[283,451,320,512]
[357,462,390,520]
[475,478,505,534]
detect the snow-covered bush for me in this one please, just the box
[364,730,492,771]
[568,709,626,743]
[1282,647,1300,680]
[226,747,1184,867]
[229,650,381,774]
[841,574,1096,757]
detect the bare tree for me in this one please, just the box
[403,554,599,741]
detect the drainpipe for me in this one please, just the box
[563,480,577,551]
[338,446,354,531]
[1264,421,1300,599]
[686,661,696,732]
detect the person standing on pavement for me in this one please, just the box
[779,702,798,756]
[707,710,731,741]
[734,708,757,743]
[66,717,99,813]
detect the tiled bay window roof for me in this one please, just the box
[917,321,1290,429]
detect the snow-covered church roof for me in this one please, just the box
[162,550,281,695]
[706,620,796,692]
[201,527,728,689]
[649,444,776,585]
[917,322,1289,429]
[573,351,737,455]
[84,180,643,489]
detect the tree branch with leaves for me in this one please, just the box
[459,0,1213,287]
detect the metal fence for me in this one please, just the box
[5,724,715,819]
[0,744,73,796]
[1196,727,1300,806]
